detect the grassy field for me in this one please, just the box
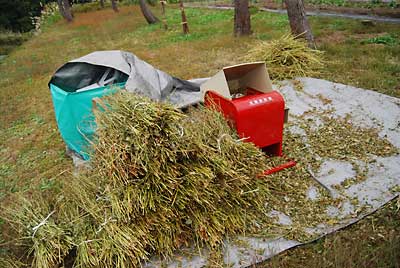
[0,3,399,267]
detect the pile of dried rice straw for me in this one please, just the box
[3,91,396,267]
[244,33,324,80]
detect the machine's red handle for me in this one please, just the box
[262,160,297,176]
[258,155,297,178]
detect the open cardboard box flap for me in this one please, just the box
[200,62,273,100]
[200,62,289,123]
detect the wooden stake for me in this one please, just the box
[179,0,189,34]
[161,0,168,30]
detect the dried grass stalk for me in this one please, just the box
[67,92,272,267]
[1,194,74,268]
[4,91,397,267]
[244,33,324,81]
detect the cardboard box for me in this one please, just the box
[201,62,289,123]
[200,62,273,101]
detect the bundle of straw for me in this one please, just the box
[17,92,269,267]
[5,91,397,267]
[66,92,270,265]
[2,195,74,268]
[244,33,324,81]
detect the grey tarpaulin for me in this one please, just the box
[49,50,202,107]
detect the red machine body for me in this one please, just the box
[205,88,285,156]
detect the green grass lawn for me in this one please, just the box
[0,4,399,267]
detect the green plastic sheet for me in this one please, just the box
[50,83,125,160]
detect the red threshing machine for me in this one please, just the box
[201,62,296,176]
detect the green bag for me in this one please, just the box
[49,83,125,160]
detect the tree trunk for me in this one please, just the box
[57,0,73,22]
[57,0,65,16]
[233,0,251,37]
[284,0,315,48]
[100,0,105,8]
[160,0,168,30]
[111,0,119,12]
[63,0,73,21]
[179,0,189,34]
[139,0,160,24]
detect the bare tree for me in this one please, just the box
[179,0,189,34]
[57,0,73,22]
[100,0,105,8]
[284,0,315,48]
[233,0,251,36]
[139,0,160,24]
[111,0,119,12]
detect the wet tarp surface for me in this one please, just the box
[49,51,202,159]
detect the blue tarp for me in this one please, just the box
[49,83,125,160]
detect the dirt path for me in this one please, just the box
[261,6,400,23]
[186,4,400,24]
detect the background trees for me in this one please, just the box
[285,0,315,47]
[1,0,315,47]
[0,0,52,32]
[57,0,73,22]
[139,0,160,24]
[111,0,119,12]
[233,0,315,44]
[233,0,251,36]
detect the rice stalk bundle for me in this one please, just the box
[2,194,74,268]
[244,33,324,81]
[62,92,272,267]
[4,91,397,267]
